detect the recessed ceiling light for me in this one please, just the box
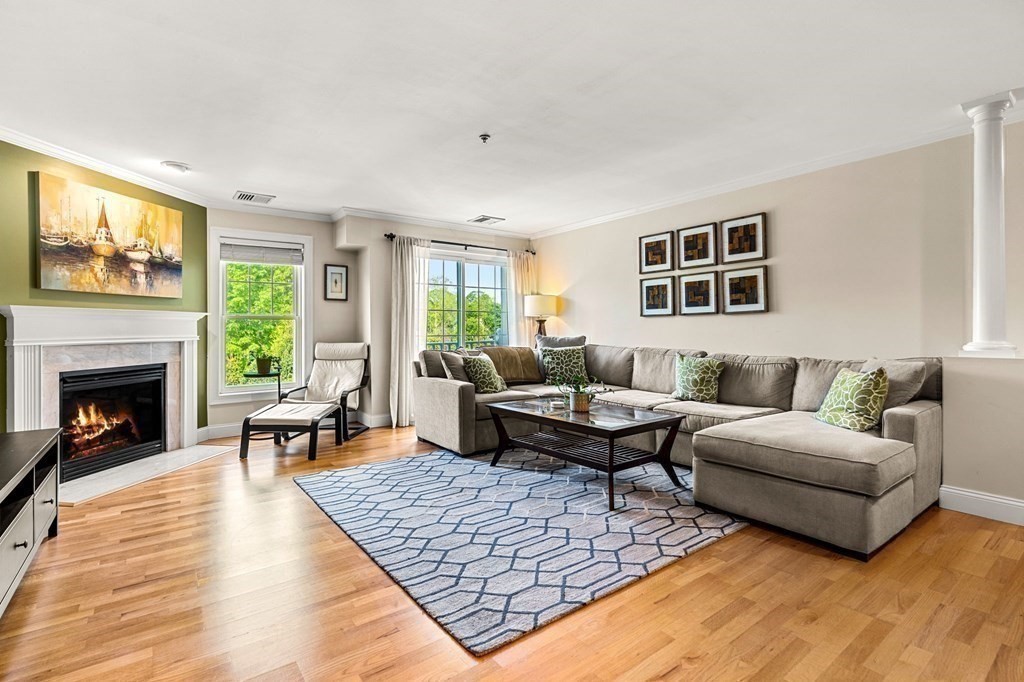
[160,160,192,174]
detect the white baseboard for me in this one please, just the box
[358,411,393,428]
[939,485,1024,526]
[198,422,242,441]
[197,412,393,442]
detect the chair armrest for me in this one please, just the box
[882,400,942,514]
[413,377,476,454]
[280,385,308,402]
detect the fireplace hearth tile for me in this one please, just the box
[59,444,235,506]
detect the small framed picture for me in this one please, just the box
[677,223,717,269]
[678,271,718,315]
[722,266,768,314]
[324,264,349,301]
[721,212,767,263]
[640,277,675,316]
[639,231,674,273]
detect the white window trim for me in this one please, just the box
[207,226,315,405]
[426,248,511,349]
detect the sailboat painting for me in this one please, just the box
[37,172,184,298]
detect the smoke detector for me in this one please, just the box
[160,160,191,174]
[467,215,505,226]
[232,190,276,205]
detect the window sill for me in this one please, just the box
[209,388,291,406]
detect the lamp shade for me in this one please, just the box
[524,294,558,318]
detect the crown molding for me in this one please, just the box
[205,200,332,223]
[333,206,526,239]
[529,111,1024,240]
[0,125,333,223]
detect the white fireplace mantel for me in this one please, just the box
[1,305,207,447]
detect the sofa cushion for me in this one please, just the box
[474,390,539,419]
[480,346,544,384]
[632,347,707,393]
[815,367,888,432]
[418,350,447,378]
[536,334,587,348]
[792,357,864,412]
[541,346,588,385]
[463,355,509,394]
[709,353,797,411]
[693,411,915,496]
[672,355,725,402]
[901,356,942,401]
[586,344,635,387]
[440,351,472,383]
[593,389,676,410]
[654,401,783,434]
[861,359,927,410]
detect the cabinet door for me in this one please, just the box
[34,468,58,541]
[0,502,34,601]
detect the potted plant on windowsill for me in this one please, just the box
[553,373,610,413]
[252,353,280,375]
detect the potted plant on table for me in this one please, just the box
[553,373,610,413]
[253,353,280,375]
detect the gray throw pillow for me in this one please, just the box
[440,351,471,383]
[860,358,927,410]
[536,334,587,349]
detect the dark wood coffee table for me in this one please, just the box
[487,398,684,511]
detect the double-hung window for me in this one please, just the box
[209,228,313,399]
[425,248,509,350]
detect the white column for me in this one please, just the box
[961,92,1017,358]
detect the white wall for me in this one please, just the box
[206,209,359,428]
[535,121,1024,517]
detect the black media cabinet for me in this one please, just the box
[0,428,60,618]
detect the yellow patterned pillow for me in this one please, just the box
[815,368,889,431]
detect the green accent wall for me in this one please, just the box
[0,140,208,430]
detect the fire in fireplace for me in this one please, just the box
[59,364,166,481]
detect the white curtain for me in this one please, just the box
[508,249,538,347]
[389,235,430,427]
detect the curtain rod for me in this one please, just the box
[384,232,535,255]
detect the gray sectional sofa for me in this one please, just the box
[413,344,942,558]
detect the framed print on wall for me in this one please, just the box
[678,271,718,315]
[721,212,767,263]
[677,223,717,269]
[640,276,675,316]
[324,264,349,301]
[638,231,674,273]
[722,266,768,314]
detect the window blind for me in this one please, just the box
[220,240,304,265]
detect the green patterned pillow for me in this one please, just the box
[672,355,725,403]
[541,346,588,385]
[462,355,508,394]
[815,367,889,431]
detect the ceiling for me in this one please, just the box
[1,0,1022,237]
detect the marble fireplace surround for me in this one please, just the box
[1,306,206,451]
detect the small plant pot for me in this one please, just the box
[255,357,273,374]
[570,391,592,413]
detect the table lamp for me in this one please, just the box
[524,294,558,336]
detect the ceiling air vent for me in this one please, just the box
[232,190,276,205]
[467,215,505,226]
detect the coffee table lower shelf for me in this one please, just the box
[510,430,661,471]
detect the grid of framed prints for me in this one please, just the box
[638,212,769,316]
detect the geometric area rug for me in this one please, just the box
[294,449,746,655]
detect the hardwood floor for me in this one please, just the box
[1,427,1022,680]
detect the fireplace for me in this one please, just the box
[59,363,167,481]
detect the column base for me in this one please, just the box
[960,341,1018,359]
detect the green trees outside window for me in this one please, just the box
[426,258,508,351]
[223,262,298,387]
